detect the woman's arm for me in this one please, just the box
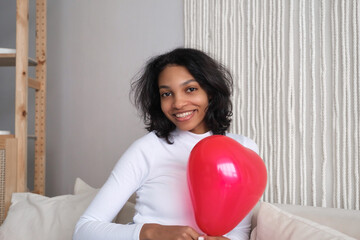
[140,224,201,240]
[73,141,149,240]
[73,171,144,240]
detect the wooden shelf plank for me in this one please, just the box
[0,53,37,66]
[28,78,41,90]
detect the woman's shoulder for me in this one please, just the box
[114,131,162,168]
[129,131,165,150]
[226,133,259,155]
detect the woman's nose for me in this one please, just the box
[173,94,187,109]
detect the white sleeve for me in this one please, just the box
[73,142,149,240]
[226,133,260,156]
[223,211,253,240]
[244,138,259,155]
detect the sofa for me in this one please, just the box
[0,178,359,240]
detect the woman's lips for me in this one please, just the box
[174,110,195,121]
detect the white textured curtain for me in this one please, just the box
[184,0,360,210]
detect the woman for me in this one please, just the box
[73,48,259,240]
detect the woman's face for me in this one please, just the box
[158,65,209,134]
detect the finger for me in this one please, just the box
[183,226,201,240]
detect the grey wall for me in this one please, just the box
[1,0,184,196]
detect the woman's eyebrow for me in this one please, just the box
[181,79,197,86]
[159,85,170,89]
[159,79,197,89]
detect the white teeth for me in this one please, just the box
[175,111,193,118]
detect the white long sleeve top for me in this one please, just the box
[73,129,259,240]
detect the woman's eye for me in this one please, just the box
[187,87,197,92]
[161,92,171,97]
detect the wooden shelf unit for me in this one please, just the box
[0,54,41,90]
[0,0,47,222]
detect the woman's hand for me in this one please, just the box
[140,223,202,240]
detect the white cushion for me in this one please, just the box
[0,178,135,240]
[74,177,97,195]
[272,203,360,239]
[0,190,96,240]
[251,202,356,240]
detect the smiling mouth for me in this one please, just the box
[174,110,195,120]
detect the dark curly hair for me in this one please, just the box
[131,48,233,144]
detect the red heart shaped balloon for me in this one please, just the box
[187,135,267,236]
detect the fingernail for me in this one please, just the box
[198,237,205,240]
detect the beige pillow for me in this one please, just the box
[0,178,136,240]
[74,177,96,195]
[251,202,356,240]
[0,190,96,240]
[272,203,360,239]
